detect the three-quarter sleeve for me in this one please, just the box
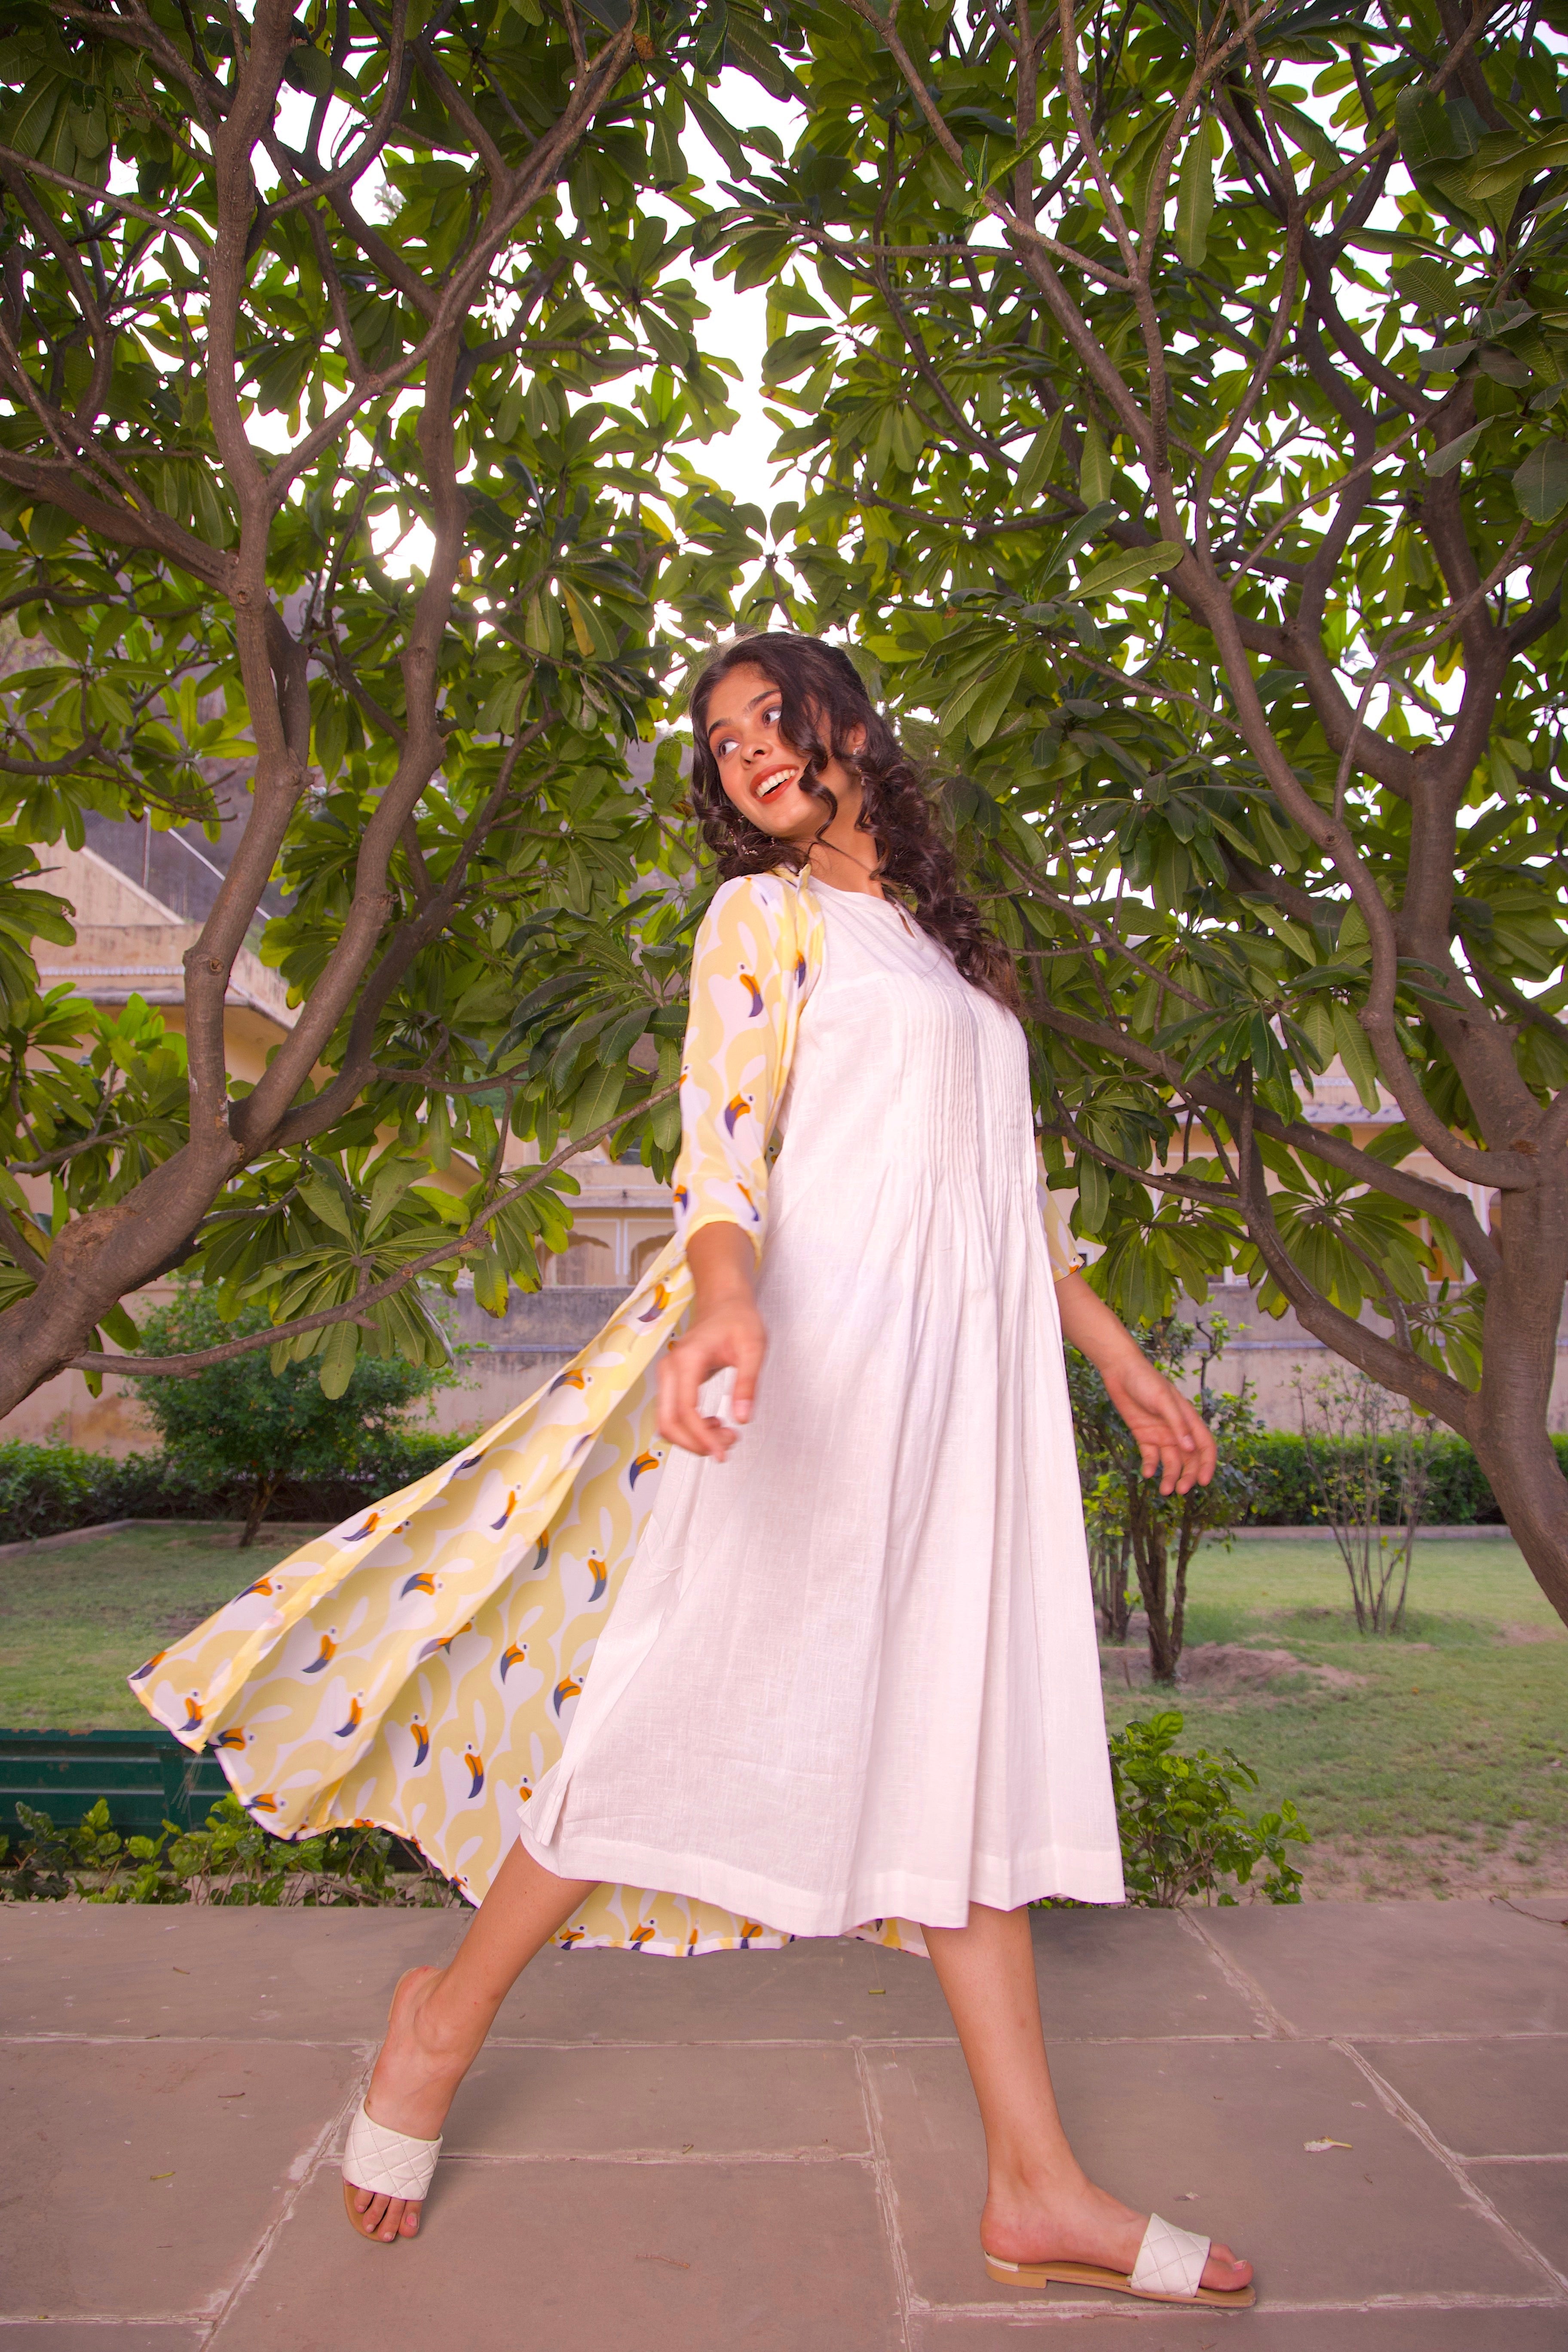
[671,872,816,1263]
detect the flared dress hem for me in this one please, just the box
[517,1816,1126,1936]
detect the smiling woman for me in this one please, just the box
[133,632,1248,2307]
[689,632,1018,1002]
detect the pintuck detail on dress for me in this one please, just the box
[130,867,1112,1956]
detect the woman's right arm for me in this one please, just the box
[657,875,805,1460]
[657,1221,763,1459]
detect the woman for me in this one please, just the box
[136,634,1253,2309]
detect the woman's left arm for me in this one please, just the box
[1054,1270,1217,1497]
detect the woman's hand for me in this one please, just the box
[1054,1269,1217,1497]
[657,1221,766,1460]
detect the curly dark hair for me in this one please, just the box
[687,632,1017,1006]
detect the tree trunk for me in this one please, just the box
[1129,1490,1180,1682]
[1470,1185,1568,1625]
[239,1474,278,1550]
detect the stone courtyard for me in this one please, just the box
[3,1895,1565,2347]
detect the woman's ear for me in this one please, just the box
[844,721,867,760]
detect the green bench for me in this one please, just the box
[0,1727,230,1837]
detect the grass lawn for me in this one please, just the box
[0,1522,327,1731]
[1103,1535,1568,1902]
[2,1522,1564,1902]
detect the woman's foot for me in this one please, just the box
[982,2174,1253,2297]
[343,1966,467,2244]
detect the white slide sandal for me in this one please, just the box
[985,2210,1256,2307]
[341,2098,442,2240]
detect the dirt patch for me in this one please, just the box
[1498,1621,1566,1644]
[1303,1825,1568,1903]
[1101,1643,1367,1697]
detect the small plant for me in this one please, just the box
[0,1795,460,1906]
[1070,1317,1263,1680]
[1295,1365,1433,1634]
[1109,1710,1310,1908]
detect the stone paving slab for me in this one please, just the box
[1197,1902,1568,2037]
[0,2038,361,2320]
[1356,2037,1568,2157]
[3,1899,1565,2345]
[1467,2160,1568,2272]
[205,2156,906,2352]
[448,2040,871,2156]
[867,2038,1545,2312]
[910,2311,1568,2349]
[0,1902,461,2038]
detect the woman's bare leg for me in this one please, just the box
[346,1841,595,2244]
[923,1902,1252,2294]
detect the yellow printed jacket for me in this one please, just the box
[132,867,1075,1957]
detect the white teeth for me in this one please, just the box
[755,769,799,800]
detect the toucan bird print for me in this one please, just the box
[408,1718,431,1767]
[499,1641,530,1682]
[552,1673,582,1716]
[636,1283,670,1324]
[464,1748,485,1798]
[213,1727,247,1752]
[629,1449,659,1488]
[400,1571,438,1599]
[585,1552,607,1604]
[490,1490,518,1531]
[736,1181,760,1224]
[303,1630,338,1674]
[550,1367,588,1394]
[335,1696,364,1738]
[180,1694,204,1736]
[723,1092,751,1136]
[738,969,764,1018]
[342,1513,382,1543]
[629,1919,658,1952]
[129,1651,166,1684]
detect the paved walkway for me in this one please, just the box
[2,1897,1565,2347]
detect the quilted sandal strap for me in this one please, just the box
[341,2099,442,2201]
[1128,2213,1211,2300]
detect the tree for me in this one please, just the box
[1069,1316,1261,1679]
[133,1274,452,1542]
[0,0,791,1403]
[701,0,1568,1620]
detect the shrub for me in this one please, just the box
[0,1795,459,1906]
[0,1428,466,1546]
[129,1283,458,1544]
[1109,1710,1310,1907]
[1070,1316,1263,1680]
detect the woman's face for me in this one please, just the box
[701,663,863,846]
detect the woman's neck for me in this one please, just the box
[800,788,884,897]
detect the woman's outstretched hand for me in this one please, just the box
[1053,1270,1217,1498]
[658,1221,766,1460]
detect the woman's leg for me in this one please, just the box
[347,1841,595,2242]
[923,1902,1252,2293]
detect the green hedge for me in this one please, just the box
[1246,1430,1568,1525]
[0,1432,462,1547]
[5,1427,1567,1546]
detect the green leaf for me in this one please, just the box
[1079,419,1112,507]
[1330,1001,1383,1112]
[1425,424,1484,476]
[1174,132,1214,269]
[1074,542,1183,600]
[1513,439,1568,525]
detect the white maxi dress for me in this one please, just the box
[520,879,1124,1933]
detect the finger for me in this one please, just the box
[658,1348,731,1458]
[729,1328,766,1425]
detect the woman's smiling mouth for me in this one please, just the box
[753,764,801,802]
